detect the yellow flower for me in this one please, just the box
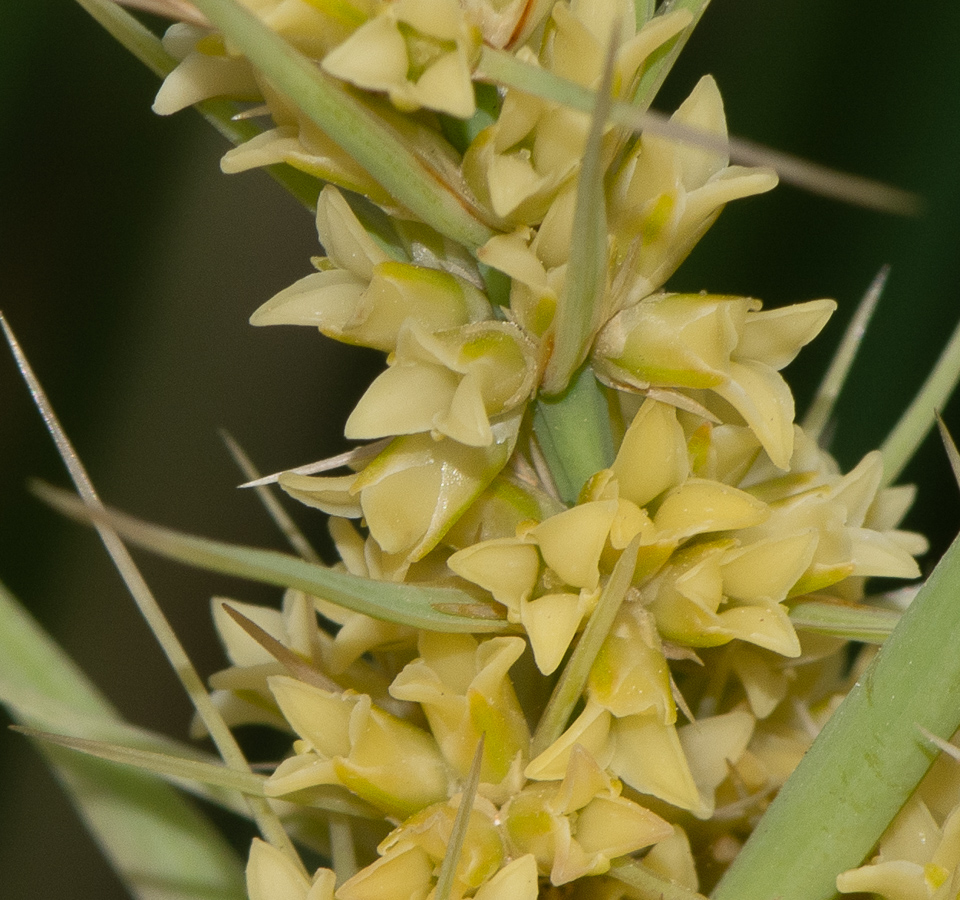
[594,293,836,467]
[265,677,450,818]
[251,187,492,353]
[461,10,691,226]
[322,0,481,117]
[345,320,537,446]
[390,632,531,791]
[838,794,960,900]
[608,74,778,302]
[504,744,673,884]
[246,838,336,900]
[153,24,261,115]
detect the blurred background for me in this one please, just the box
[1,1,958,895]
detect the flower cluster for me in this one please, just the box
[150,1,929,897]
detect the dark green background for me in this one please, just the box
[1,2,958,896]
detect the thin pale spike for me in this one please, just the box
[231,104,273,121]
[434,736,485,900]
[239,440,389,488]
[0,312,304,871]
[917,725,960,762]
[220,429,322,563]
[803,266,889,443]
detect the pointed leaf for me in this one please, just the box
[541,35,614,395]
[531,535,641,757]
[712,528,960,900]
[803,266,888,442]
[33,482,507,633]
[434,738,484,900]
[608,858,709,900]
[189,0,494,249]
[881,309,960,486]
[788,600,899,644]
[938,415,960,491]
[13,726,268,798]
[476,49,919,214]
[0,579,246,900]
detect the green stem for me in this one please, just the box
[532,366,616,505]
[711,527,960,900]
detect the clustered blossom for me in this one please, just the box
[151,0,935,898]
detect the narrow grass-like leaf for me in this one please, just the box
[712,527,960,900]
[937,415,960,491]
[541,33,615,395]
[2,313,300,867]
[788,600,899,644]
[531,536,640,757]
[803,266,888,442]
[220,430,322,564]
[74,0,175,75]
[630,0,711,112]
[13,727,268,797]
[476,49,920,215]
[881,311,960,487]
[0,579,246,900]
[188,0,494,249]
[0,676,251,819]
[532,366,616,505]
[73,0,325,212]
[434,738,484,900]
[2,677,382,825]
[608,858,708,900]
[32,481,507,634]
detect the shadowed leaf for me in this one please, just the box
[33,481,507,634]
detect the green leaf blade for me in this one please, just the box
[712,528,960,900]
[0,579,246,900]
[189,0,494,249]
[34,482,506,633]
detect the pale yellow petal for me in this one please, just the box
[532,500,619,590]
[609,714,702,812]
[612,399,689,508]
[521,591,588,675]
[654,479,768,537]
[246,838,311,900]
